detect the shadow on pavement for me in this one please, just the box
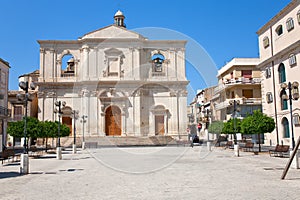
[0,172,20,179]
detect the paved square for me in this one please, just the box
[1,146,299,200]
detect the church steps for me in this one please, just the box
[59,136,177,147]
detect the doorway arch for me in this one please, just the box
[105,105,122,136]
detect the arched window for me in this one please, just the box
[278,63,286,83]
[151,51,166,77]
[282,117,290,138]
[281,98,288,110]
[61,54,75,77]
[297,10,300,24]
[286,17,294,31]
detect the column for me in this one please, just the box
[81,45,90,80]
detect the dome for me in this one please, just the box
[114,10,124,17]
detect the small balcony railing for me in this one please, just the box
[215,98,262,111]
[61,72,75,77]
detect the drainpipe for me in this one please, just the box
[270,26,279,145]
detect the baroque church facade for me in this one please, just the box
[37,11,188,138]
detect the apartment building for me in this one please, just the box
[0,58,10,151]
[257,0,300,146]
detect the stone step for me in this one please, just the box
[60,136,177,147]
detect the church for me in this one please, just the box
[37,11,188,139]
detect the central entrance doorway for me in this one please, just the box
[105,106,122,136]
[62,116,72,136]
[155,115,164,135]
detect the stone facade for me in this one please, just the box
[37,11,188,138]
[257,0,300,146]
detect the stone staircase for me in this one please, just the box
[60,136,178,148]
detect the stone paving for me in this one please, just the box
[0,145,300,200]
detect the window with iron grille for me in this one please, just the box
[265,67,271,78]
[263,36,269,48]
[266,92,273,103]
[286,17,294,32]
[289,54,297,66]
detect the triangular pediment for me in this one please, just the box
[80,25,144,40]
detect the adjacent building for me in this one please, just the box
[257,0,300,146]
[212,58,262,141]
[0,58,10,151]
[213,58,262,120]
[189,87,216,140]
[7,71,39,146]
[36,11,188,139]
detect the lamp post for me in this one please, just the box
[202,108,211,151]
[229,99,240,157]
[17,77,35,174]
[80,115,87,149]
[54,100,66,160]
[71,110,79,154]
[280,81,299,149]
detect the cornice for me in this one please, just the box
[257,39,300,68]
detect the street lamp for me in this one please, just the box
[202,108,211,140]
[80,115,87,149]
[280,81,299,149]
[54,100,66,159]
[71,110,79,154]
[202,108,211,151]
[17,77,35,174]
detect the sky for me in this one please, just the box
[0,0,291,103]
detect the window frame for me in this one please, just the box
[263,36,270,48]
[266,92,273,103]
[297,10,300,24]
[278,63,286,83]
[275,25,283,36]
[293,113,300,126]
[265,67,272,79]
[281,98,288,110]
[286,17,294,32]
[289,54,297,67]
[282,117,290,138]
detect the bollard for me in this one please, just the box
[72,144,77,154]
[234,144,239,157]
[56,147,62,160]
[207,141,212,151]
[82,141,85,150]
[20,154,29,174]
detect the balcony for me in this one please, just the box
[215,98,262,111]
[213,77,262,95]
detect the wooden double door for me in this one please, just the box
[105,106,122,136]
[62,117,72,136]
[155,115,165,135]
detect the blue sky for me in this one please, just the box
[0,0,291,103]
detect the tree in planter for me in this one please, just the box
[8,118,71,149]
[7,117,40,148]
[241,110,275,152]
[39,121,71,149]
[7,120,24,138]
[208,121,224,135]
[222,118,242,144]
